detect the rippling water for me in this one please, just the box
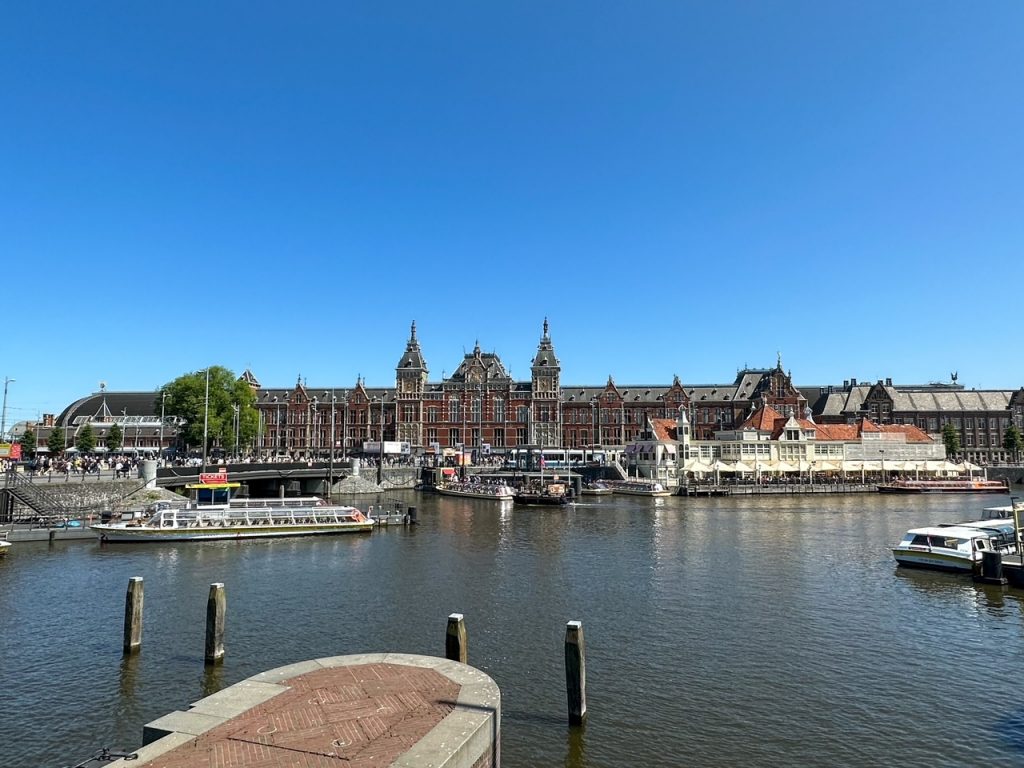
[3,492,1024,767]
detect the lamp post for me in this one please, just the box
[329,393,337,491]
[310,397,317,459]
[233,403,240,461]
[1,376,15,442]
[461,385,468,479]
[159,391,167,464]
[202,367,210,474]
[273,397,281,457]
[342,391,348,458]
[374,395,385,485]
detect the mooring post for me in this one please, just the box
[445,613,467,664]
[974,550,1008,585]
[123,577,144,654]
[407,506,418,525]
[205,583,226,665]
[565,620,587,726]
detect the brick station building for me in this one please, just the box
[29,320,1024,466]
[247,321,1024,467]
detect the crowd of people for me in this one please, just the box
[3,454,146,478]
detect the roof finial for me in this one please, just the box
[411,320,417,340]
[543,317,549,340]
[777,351,782,370]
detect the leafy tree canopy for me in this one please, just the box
[158,367,259,454]
[21,427,36,456]
[1004,424,1023,459]
[75,423,96,454]
[941,422,961,459]
[47,426,66,455]
[106,423,123,452]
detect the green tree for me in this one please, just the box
[106,423,123,452]
[941,422,961,460]
[75,424,96,454]
[21,427,36,456]
[158,367,259,456]
[47,426,66,455]
[1004,424,1024,463]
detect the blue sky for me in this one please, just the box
[3,2,1023,426]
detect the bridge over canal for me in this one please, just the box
[156,460,420,496]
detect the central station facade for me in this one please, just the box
[37,319,1024,467]
[251,320,863,459]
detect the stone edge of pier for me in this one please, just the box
[107,652,500,768]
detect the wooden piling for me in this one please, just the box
[205,583,226,665]
[123,577,144,654]
[445,613,467,664]
[407,506,418,525]
[565,620,587,726]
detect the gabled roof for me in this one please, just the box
[650,418,678,442]
[740,405,784,431]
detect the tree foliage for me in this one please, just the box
[941,422,961,459]
[1004,424,1023,461]
[21,427,36,456]
[47,426,66,455]
[106,423,123,452]
[75,423,96,454]
[158,367,259,455]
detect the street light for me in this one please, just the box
[159,391,167,464]
[329,392,337,492]
[341,390,348,458]
[1,376,14,442]
[233,403,240,461]
[272,396,281,457]
[310,397,318,458]
[461,385,468,479]
[373,395,385,485]
[202,367,210,473]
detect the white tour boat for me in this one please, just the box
[0,532,10,555]
[436,481,515,501]
[580,481,613,496]
[91,502,374,542]
[891,518,1018,573]
[608,480,673,498]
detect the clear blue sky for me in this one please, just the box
[3,2,1023,426]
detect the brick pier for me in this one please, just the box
[109,653,500,768]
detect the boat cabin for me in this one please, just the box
[186,481,242,508]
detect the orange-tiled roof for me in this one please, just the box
[650,418,677,442]
[740,405,784,431]
[878,423,933,443]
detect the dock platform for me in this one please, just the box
[107,653,500,768]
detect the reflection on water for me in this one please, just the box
[4,491,1024,767]
[200,660,226,699]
